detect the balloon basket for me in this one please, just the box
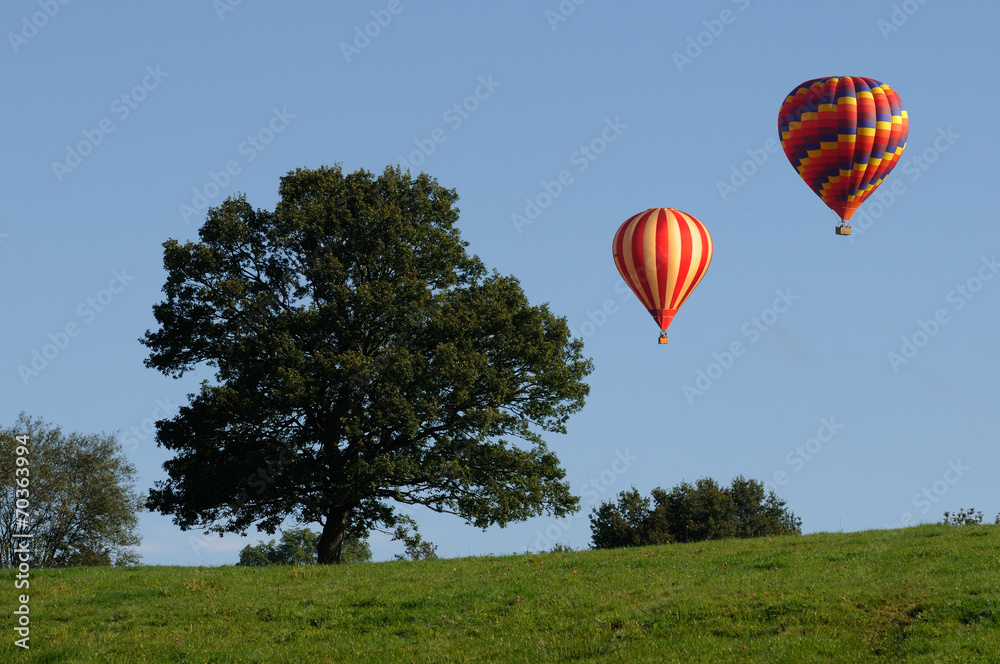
[835,225,852,236]
[658,333,669,345]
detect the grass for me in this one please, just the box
[2,524,999,662]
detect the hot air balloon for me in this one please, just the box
[778,76,908,235]
[612,208,713,344]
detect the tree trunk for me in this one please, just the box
[317,505,351,564]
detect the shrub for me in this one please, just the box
[941,508,998,526]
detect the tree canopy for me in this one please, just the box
[142,165,592,563]
[0,414,143,567]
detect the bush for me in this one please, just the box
[941,508,999,526]
[590,476,801,549]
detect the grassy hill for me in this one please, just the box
[3,524,998,663]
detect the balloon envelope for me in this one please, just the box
[778,76,908,222]
[612,208,713,339]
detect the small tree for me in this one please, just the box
[236,541,273,566]
[0,414,143,567]
[341,532,374,564]
[725,475,802,538]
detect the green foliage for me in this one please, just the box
[341,532,374,564]
[141,165,592,563]
[589,488,659,549]
[590,476,801,549]
[0,413,143,567]
[237,527,371,565]
[8,526,1000,662]
[236,542,272,567]
[942,508,999,526]
[391,515,438,561]
[237,528,318,566]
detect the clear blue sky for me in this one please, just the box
[3,1,997,565]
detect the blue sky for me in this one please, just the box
[3,1,998,565]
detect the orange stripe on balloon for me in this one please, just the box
[642,209,663,312]
[686,217,713,307]
[617,210,652,310]
[613,213,645,309]
[632,209,658,309]
[682,213,712,310]
[652,210,671,311]
[667,211,694,310]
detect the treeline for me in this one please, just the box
[589,476,802,549]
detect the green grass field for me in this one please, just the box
[3,524,998,663]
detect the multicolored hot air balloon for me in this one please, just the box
[778,76,908,235]
[612,208,713,344]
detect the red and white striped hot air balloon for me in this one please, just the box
[612,208,713,344]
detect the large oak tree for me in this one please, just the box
[142,165,592,563]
